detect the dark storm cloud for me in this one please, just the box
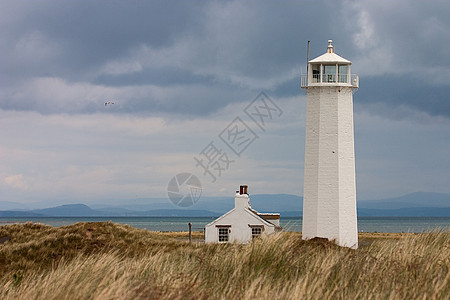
[93,67,216,87]
[0,0,206,81]
[356,76,450,118]
[355,0,450,68]
[338,0,450,118]
[341,0,450,83]
[2,1,450,204]
[0,0,449,118]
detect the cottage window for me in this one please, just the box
[218,228,229,242]
[251,227,262,239]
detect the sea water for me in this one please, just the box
[1,216,449,233]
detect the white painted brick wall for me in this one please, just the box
[303,86,358,249]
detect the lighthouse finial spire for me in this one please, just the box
[327,40,334,53]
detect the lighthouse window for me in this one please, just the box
[338,65,348,83]
[323,65,336,82]
[218,228,229,242]
[312,65,320,82]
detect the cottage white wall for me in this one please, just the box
[204,223,218,243]
[235,194,250,210]
[205,208,276,243]
[268,218,279,227]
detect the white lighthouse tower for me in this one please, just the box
[301,40,359,248]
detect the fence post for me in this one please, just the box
[188,222,192,243]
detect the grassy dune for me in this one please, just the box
[0,222,448,299]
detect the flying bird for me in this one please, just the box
[105,101,115,106]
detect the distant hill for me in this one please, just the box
[0,204,219,218]
[140,209,219,217]
[1,192,449,217]
[0,201,27,211]
[358,207,450,217]
[358,192,450,209]
[89,194,302,215]
[249,194,301,213]
[0,211,44,217]
[32,204,103,217]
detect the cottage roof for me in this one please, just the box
[205,185,281,230]
[205,207,277,229]
[248,208,281,227]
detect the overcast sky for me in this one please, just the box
[1,0,450,207]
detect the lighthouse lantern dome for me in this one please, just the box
[303,40,357,88]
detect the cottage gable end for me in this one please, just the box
[204,185,281,243]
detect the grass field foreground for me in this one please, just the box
[0,222,448,299]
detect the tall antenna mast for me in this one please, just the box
[307,41,310,83]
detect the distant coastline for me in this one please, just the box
[1,216,449,233]
[2,191,450,219]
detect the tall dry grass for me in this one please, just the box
[0,222,448,299]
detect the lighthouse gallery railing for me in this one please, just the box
[301,74,359,88]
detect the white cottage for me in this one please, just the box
[205,185,281,243]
